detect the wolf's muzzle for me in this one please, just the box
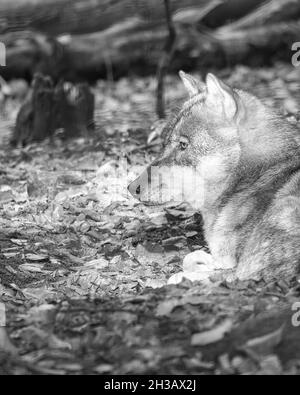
[128,177,141,200]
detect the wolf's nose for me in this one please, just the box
[128,179,141,199]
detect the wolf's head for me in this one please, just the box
[128,72,299,211]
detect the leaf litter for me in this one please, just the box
[0,64,300,374]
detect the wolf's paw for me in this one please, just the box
[168,270,212,285]
[168,250,216,285]
[183,250,215,271]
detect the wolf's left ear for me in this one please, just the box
[179,71,205,98]
[205,73,239,120]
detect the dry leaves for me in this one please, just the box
[0,65,300,374]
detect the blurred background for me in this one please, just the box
[1,0,300,145]
[1,0,300,81]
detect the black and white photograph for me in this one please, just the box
[1,0,300,378]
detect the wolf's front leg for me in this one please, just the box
[168,250,236,285]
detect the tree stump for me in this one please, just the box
[12,74,95,146]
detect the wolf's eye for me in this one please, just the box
[179,137,189,151]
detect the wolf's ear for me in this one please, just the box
[205,73,238,120]
[179,71,205,98]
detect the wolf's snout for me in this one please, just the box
[128,178,141,200]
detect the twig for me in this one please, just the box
[156,0,176,119]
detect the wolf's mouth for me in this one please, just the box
[141,201,168,207]
[140,200,179,208]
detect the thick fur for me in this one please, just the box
[128,73,300,282]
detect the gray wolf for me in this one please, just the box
[128,72,300,283]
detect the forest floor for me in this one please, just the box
[1,64,300,375]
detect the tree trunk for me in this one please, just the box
[12,74,95,146]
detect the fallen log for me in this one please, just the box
[1,19,299,81]
[202,0,276,28]
[0,0,275,38]
[0,0,215,36]
[214,20,300,60]
[0,31,67,81]
[218,0,300,31]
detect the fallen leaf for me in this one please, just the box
[19,326,71,350]
[48,334,72,351]
[244,325,285,356]
[0,328,18,355]
[191,319,233,346]
[182,295,210,306]
[19,264,43,273]
[10,239,27,246]
[145,279,166,289]
[25,253,49,262]
[0,188,14,204]
[156,299,181,317]
[26,304,57,329]
[259,355,283,375]
[84,258,109,270]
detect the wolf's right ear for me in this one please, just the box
[205,73,242,121]
[179,71,205,98]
